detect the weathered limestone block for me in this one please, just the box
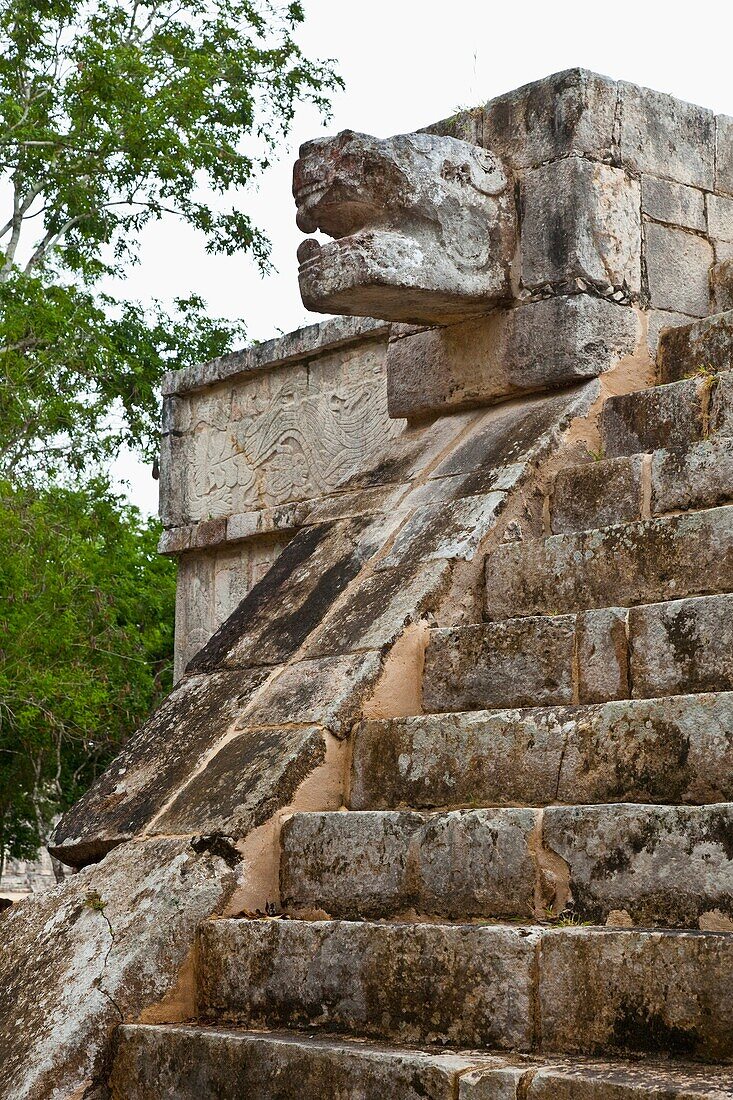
[629,594,733,698]
[112,1025,498,1100]
[647,308,694,360]
[658,314,733,383]
[351,710,569,811]
[387,296,636,419]
[303,559,452,658]
[710,370,733,433]
[551,456,643,534]
[716,114,733,196]
[618,82,714,189]
[710,259,733,314]
[374,493,506,570]
[234,650,385,737]
[555,693,733,806]
[150,724,327,839]
[351,694,733,811]
[576,607,630,703]
[481,71,716,188]
[644,222,712,317]
[521,159,641,294]
[293,129,516,323]
[485,507,733,619]
[600,376,709,456]
[641,176,707,233]
[423,618,576,712]
[463,1059,733,1099]
[0,838,238,1100]
[481,69,619,169]
[651,438,733,514]
[426,591,733,714]
[51,669,269,864]
[406,461,523,506]
[707,193,733,243]
[544,803,733,926]
[539,928,733,1061]
[425,388,593,484]
[281,810,424,918]
[280,808,538,920]
[198,918,538,1049]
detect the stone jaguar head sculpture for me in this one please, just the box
[293,129,517,324]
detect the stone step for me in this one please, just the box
[197,918,539,1050]
[280,805,733,927]
[538,927,733,1064]
[424,593,733,713]
[598,371,732,459]
[551,437,733,535]
[657,309,733,385]
[484,505,733,620]
[197,919,733,1061]
[111,1025,733,1099]
[110,1025,492,1100]
[350,695,733,812]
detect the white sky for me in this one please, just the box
[113,0,733,514]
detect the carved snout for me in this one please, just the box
[292,127,517,325]
[293,129,409,237]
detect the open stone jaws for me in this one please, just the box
[293,129,517,324]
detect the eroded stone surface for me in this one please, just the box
[576,607,629,704]
[112,1025,497,1100]
[539,928,733,1061]
[427,390,589,482]
[481,69,618,169]
[387,297,636,419]
[644,222,712,317]
[521,159,641,294]
[463,1059,733,1099]
[187,518,395,673]
[198,918,538,1049]
[294,129,517,323]
[0,839,237,1100]
[657,313,733,384]
[280,808,538,920]
[351,695,733,811]
[600,376,708,457]
[374,494,507,571]
[151,725,327,839]
[629,593,733,697]
[617,81,714,190]
[707,193,733,244]
[304,559,452,658]
[552,457,643,534]
[485,507,733,619]
[651,438,733,513]
[51,669,269,865]
[641,176,706,233]
[545,803,733,926]
[423,618,576,712]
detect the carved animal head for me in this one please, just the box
[293,129,517,324]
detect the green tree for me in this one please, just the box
[0,479,176,873]
[0,0,341,470]
[0,0,341,869]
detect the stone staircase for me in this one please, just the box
[110,370,733,1097]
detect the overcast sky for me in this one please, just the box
[113,0,733,514]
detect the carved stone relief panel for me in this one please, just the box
[167,336,401,529]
